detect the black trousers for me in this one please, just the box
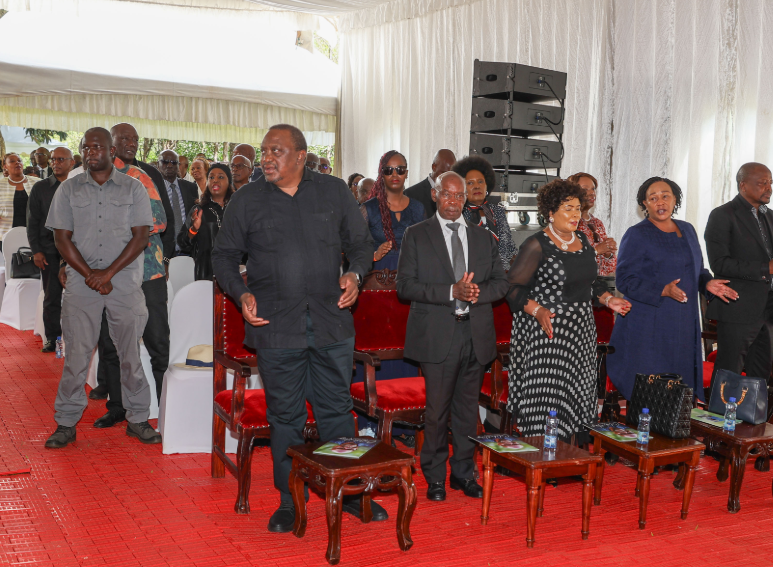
[711,291,773,400]
[257,311,355,503]
[99,277,170,412]
[40,252,63,341]
[419,319,485,484]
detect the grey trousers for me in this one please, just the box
[54,290,150,427]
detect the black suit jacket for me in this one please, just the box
[705,194,773,323]
[134,159,175,262]
[27,175,60,256]
[405,177,436,216]
[177,178,199,217]
[397,215,508,364]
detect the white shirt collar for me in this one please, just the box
[427,174,436,189]
[435,210,464,227]
[165,178,177,189]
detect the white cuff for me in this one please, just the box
[450,285,454,301]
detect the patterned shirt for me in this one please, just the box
[114,157,167,282]
[578,213,616,276]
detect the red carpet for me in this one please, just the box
[2,324,773,566]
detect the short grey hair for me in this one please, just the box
[433,170,465,194]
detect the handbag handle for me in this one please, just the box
[720,382,747,405]
[647,374,683,389]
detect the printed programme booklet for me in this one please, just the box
[472,434,539,453]
[588,423,641,442]
[691,408,741,428]
[313,437,379,459]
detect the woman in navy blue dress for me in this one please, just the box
[607,177,738,401]
[361,150,426,270]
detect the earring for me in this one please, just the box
[549,216,554,223]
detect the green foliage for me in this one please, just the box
[25,129,68,145]
[313,33,339,64]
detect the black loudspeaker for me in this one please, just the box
[470,99,564,136]
[469,134,562,168]
[493,171,557,193]
[472,60,567,102]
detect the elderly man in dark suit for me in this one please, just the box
[705,162,773,402]
[404,149,456,216]
[397,171,508,501]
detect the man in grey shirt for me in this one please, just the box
[44,127,161,448]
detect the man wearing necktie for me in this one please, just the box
[397,171,508,502]
[158,149,198,257]
[705,162,773,406]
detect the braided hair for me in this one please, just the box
[368,150,406,248]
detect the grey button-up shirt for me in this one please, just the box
[45,167,153,297]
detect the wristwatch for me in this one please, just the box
[352,272,362,286]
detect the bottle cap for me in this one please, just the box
[549,410,556,417]
[56,336,61,339]
[642,408,649,414]
[729,397,736,403]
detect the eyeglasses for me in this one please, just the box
[82,145,106,154]
[306,161,319,171]
[230,163,251,171]
[437,190,466,202]
[318,163,331,172]
[381,166,408,176]
[50,157,73,164]
[160,159,179,166]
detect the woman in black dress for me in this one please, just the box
[178,163,233,280]
[506,179,631,443]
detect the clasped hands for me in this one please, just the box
[85,268,113,295]
[453,272,479,304]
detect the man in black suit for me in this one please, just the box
[34,147,53,179]
[404,149,456,216]
[158,149,198,252]
[705,162,773,398]
[397,171,508,501]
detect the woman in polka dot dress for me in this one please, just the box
[505,180,631,444]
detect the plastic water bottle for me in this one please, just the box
[724,397,737,432]
[544,410,558,451]
[55,336,64,359]
[637,408,651,445]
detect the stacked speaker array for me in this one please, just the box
[469,60,567,225]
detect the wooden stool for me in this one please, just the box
[474,435,601,548]
[287,441,417,565]
[591,427,704,528]
[690,419,773,513]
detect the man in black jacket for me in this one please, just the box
[27,147,73,352]
[404,148,456,216]
[158,149,198,253]
[212,124,376,534]
[397,171,508,502]
[705,162,773,399]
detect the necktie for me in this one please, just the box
[447,222,466,311]
[170,182,184,237]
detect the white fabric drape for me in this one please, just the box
[341,0,773,246]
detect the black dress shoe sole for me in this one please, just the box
[93,414,126,428]
[426,488,446,501]
[267,522,294,533]
[342,499,389,521]
[44,435,76,449]
[41,346,55,353]
[449,479,483,498]
[267,509,295,533]
[88,389,108,401]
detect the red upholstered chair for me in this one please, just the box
[211,276,318,514]
[480,299,514,433]
[593,306,621,422]
[350,269,425,454]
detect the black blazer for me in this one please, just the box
[705,194,773,323]
[177,178,199,217]
[134,159,175,262]
[396,215,508,364]
[404,177,436,216]
[27,175,60,256]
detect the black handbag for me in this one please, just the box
[625,373,693,439]
[708,369,768,424]
[10,247,40,279]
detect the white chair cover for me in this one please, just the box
[168,256,195,296]
[0,267,6,316]
[0,227,39,330]
[33,284,45,341]
[159,280,262,454]
[166,277,174,319]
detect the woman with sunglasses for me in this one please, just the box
[361,150,426,270]
[567,172,617,276]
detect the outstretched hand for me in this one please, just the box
[662,279,687,303]
[706,279,738,303]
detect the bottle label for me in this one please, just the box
[544,435,557,449]
[636,430,648,444]
[723,419,735,431]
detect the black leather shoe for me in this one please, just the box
[426,482,446,501]
[449,475,483,498]
[41,340,56,353]
[88,384,108,400]
[94,411,126,428]
[45,425,76,448]
[342,496,388,521]
[268,502,295,533]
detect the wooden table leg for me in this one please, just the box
[481,449,494,526]
[396,465,416,552]
[673,463,686,490]
[581,463,595,540]
[717,455,730,482]
[638,462,652,530]
[727,446,749,514]
[593,437,606,506]
[360,489,373,524]
[325,477,345,565]
[290,461,307,538]
[681,451,700,520]
[537,482,546,518]
[525,469,542,548]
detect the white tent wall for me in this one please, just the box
[339,0,773,247]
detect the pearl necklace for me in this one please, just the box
[8,175,27,185]
[548,222,576,250]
